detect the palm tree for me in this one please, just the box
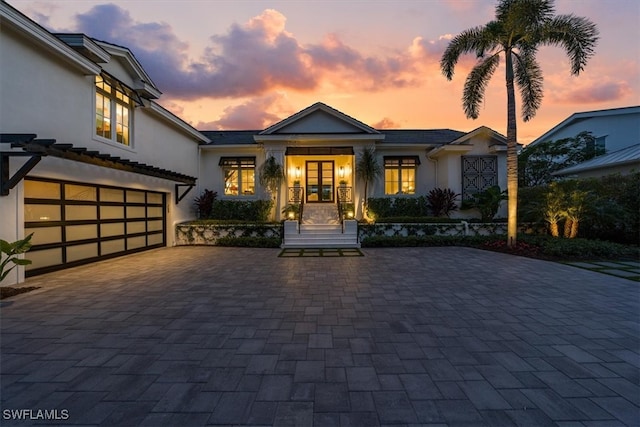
[440,0,598,247]
[259,155,284,220]
[356,146,382,218]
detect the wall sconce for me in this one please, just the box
[295,166,301,179]
[339,166,344,178]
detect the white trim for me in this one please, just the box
[54,34,111,63]
[1,2,101,75]
[146,101,210,143]
[260,102,381,135]
[450,126,506,145]
[426,145,474,158]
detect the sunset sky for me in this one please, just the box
[10,0,640,144]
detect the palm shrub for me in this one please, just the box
[259,156,284,220]
[462,185,507,221]
[427,188,459,217]
[356,146,382,216]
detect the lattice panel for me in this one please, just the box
[462,156,497,199]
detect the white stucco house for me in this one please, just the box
[528,106,640,178]
[1,1,508,285]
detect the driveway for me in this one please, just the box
[1,247,638,426]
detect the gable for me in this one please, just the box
[272,110,369,134]
[260,102,380,135]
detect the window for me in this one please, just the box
[95,76,132,146]
[461,156,497,200]
[384,156,419,195]
[219,157,256,196]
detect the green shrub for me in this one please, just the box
[372,216,460,223]
[361,235,489,247]
[426,188,459,217]
[210,199,273,222]
[194,189,217,219]
[366,196,429,219]
[519,173,640,244]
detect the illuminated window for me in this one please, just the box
[219,157,256,196]
[384,157,419,195]
[95,76,132,146]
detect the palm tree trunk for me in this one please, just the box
[570,219,579,239]
[563,218,572,238]
[549,220,559,238]
[505,50,518,248]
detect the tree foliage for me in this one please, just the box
[356,146,382,213]
[518,131,603,186]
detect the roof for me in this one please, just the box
[381,129,466,144]
[553,144,640,176]
[530,106,640,147]
[201,131,261,145]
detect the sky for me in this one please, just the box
[10,0,640,144]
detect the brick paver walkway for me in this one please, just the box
[1,247,638,426]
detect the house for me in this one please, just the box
[528,106,640,178]
[0,2,208,285]
[1,1,507,285]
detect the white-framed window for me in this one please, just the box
[95,75,132,146]
[384,156,419,195]
[219,157,256,196]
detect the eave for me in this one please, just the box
[254,134,385,143]
[1,2,101,75]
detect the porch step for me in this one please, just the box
[302,204,340,225]
[283,223,359,248]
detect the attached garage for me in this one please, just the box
[24,177,166,276]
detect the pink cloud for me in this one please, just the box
[56,5,447,101]
[372,117,401,129]
[195,94,293,130]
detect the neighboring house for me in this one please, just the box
[1,2,507,285]
[552,144,640,179]
[0,2,208,285]
[528,106,640,178]
[199,102,507,220]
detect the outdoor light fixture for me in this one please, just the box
[288,211,295,219]
[339,166,344,178]
[347,211,354,218]
[295,166,301,178]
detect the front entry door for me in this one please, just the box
[306,161,334,203]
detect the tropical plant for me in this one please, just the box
[193,189,217,219]
[1,234,33,282]
[441,0,598,246]
[426,188,459,217]
[462,185,508,221]
[259,155,284,220]
[518,131,603,186]
[356,146,382,215]
[543,182,566,237]
[281,203,300,220]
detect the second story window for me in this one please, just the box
[95,76,131,146]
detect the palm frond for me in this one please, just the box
[540,14,599,75]
[462,54,500,119]
[440,25,498,80]
[496,0,554,32]
[513,49,543,121]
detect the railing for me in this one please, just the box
[287,186,304,233]
[336,185,353,202]
[336,187,345,233]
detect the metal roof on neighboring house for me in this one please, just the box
[553,143,640,176]
[200,129,467,146]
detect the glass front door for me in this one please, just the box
[306,161,334,203]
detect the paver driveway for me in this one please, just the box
[1,246,639,426]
